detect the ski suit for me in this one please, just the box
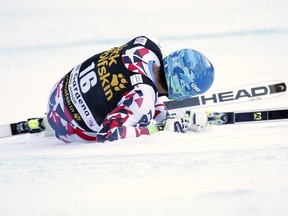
[47,36,168,143]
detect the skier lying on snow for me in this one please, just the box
[46,36,214,143]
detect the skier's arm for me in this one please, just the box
[96,85,165,142]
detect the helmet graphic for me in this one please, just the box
[163,49,214,100]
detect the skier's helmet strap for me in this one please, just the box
[163,49,214,100]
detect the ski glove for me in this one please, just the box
[168,110,211,133]
[160,117,190,133]
[148,111,210,134]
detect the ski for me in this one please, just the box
[0,118,46,138]
[207,108,288,125]
[164,80,286,110]
[1,108,287,139]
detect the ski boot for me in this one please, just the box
[13,118,45,135]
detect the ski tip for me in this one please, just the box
[0,124,13,138]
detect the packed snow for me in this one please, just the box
[1,0,288,215]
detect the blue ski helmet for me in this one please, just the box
[163,49,214,100]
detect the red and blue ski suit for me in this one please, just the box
[47,36,168,143]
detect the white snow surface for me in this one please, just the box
[1,0,288,215]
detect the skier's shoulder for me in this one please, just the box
[131,35,160,46]
[129,35,163,55]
